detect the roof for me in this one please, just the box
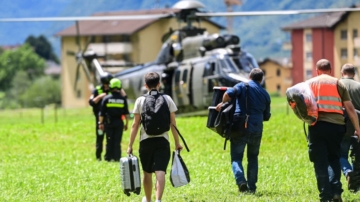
[258,57,292,68]
[56,8,224,36]
[282,11,347,31]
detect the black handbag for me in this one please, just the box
[214,83,249,149]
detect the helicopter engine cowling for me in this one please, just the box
[202,35,226,51]
[223,35,240,46]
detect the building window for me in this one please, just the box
[305,33,312,42]
[354,48,358,58]
[306,51,312,61]
[276,84,281,92]
[353,29,358,39]
[77,90,82,99]
[276,69,281,77]
[121,35,131,42]
[306,70,313,80]
[341,48,348,59]
[341,30,348,40]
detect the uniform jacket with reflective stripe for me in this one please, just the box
[99,91,129,124]
[89,85,110,114]
[308,74,343,115]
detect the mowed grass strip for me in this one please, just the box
[0,97,359,201]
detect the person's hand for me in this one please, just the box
[215,102,223,111]
[354,130,360,139]
[99,123,104,131]
[124,125,128,131]
[176,144,183,151]
[127,146,132,154]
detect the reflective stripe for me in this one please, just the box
[317,96,341,102]
[318,104,343,111]
[106,103,124,108]
[308,75,344,115]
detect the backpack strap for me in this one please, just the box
[172,124,190,152]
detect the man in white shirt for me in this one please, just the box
[127,72,183,202]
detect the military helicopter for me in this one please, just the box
[1,0,360,112]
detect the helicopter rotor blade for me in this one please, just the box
[0,14,172,22]
[74,62,81,91]
[75,21,82,52]
[83,36,93,53]
[66,50,76,56]
[80,59,92,85]
[196,7,360,17]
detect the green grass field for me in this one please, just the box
[1,97,359,201]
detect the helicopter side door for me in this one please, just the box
[201,60,219,106]
[172,64,191,108]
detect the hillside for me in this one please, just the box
[0,0,359,60]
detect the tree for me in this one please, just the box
[8,71,32,107]
[0,44,46,91]
[22,76,61,108]
[25,35,60,64]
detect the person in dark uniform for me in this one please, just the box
[99,78,130,162]
[89,72,113,161]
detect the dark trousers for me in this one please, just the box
[104,121,124,161]
[95,115,105,160]
[308,121,345,200]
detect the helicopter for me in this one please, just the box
[1,0,360,111]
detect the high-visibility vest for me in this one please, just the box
[308,75,344,115]
[96,85,103,94]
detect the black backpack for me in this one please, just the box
[141,91,170,135]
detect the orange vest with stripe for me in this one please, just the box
[308,75,344,115]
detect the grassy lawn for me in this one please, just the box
[0,96,359,201]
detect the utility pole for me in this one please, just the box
[224,0,242,34]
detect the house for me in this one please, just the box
[55,8,224,108]
[258,58,292,96]
[282,6,360,84]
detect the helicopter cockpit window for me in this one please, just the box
[219,58,239,73]
[238,52,259,73]
[204,62,215,76]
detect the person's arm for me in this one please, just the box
[120,89,127,97]
[170,112,183,151]
[263,97,271,121]
[127,113,140,154]
[98,98,107,131]
[215,92,231,111]
[92,93,107,104]
[123,99,130,131]
[344,100,360,138]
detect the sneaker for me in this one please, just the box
[142,196,152,202]
[238,182,248,192]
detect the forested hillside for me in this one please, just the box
[0,0,359,60]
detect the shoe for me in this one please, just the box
[333,194,342,202]
[238,182,248,192]
[247,189,256,194]
[96,158,101,161]
[142,196,152,202]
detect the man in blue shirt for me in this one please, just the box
[216,68,271,194]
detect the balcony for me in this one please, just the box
[354,37,360,48]
[87,42,133,55]
[354,57,360,66]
